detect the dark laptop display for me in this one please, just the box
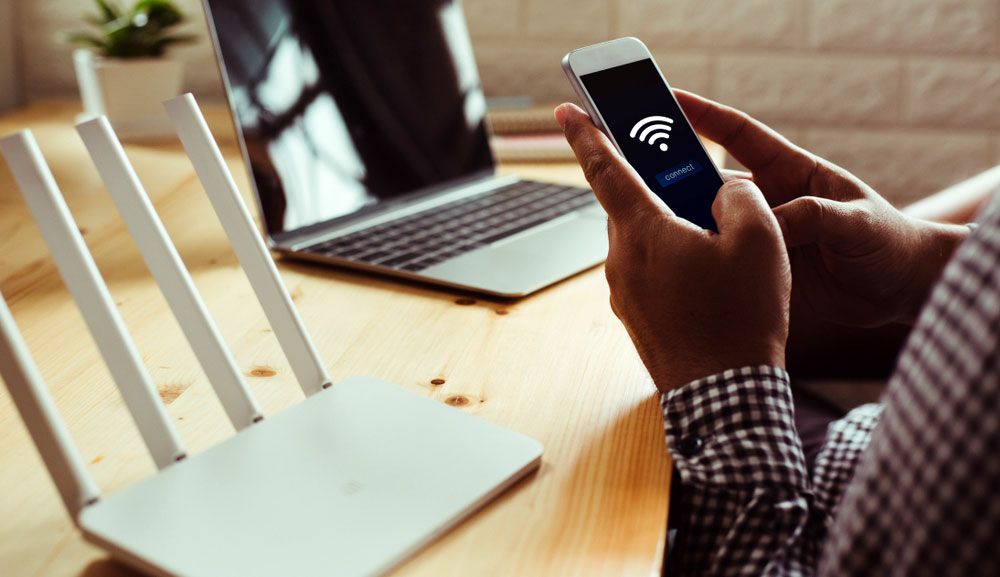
[204,0,494,237]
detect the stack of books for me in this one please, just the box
[486,103,576,163]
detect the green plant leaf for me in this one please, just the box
[93,0,122,23]
[134,0,185,28]
[67,0,191,58]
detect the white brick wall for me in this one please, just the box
[715,55,902,124]
[621,0,803,49]
[906,59,1000,128]
[12,0,1000,204]
[812,0,998,53]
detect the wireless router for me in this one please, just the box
[0,96,542,577]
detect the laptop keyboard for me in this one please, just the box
[305,180,596,272]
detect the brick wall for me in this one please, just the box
[15,0,1000,204]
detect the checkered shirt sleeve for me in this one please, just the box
[662,366,824,576]
[661,189,1000,576]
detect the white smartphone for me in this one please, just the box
[562,37,724,231]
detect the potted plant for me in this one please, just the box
[66,0,196,139]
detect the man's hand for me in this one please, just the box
[675,90,969,327]
[555,103,791,393]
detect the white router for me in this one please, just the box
[0,95,542,577]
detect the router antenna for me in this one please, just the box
[76,117,264,430]
[0,294,101,520]
[165,94,332,396]
[0,131,186,469]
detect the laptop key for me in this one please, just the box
[379,252,425,268]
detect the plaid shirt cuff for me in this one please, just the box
[661,365,808,491]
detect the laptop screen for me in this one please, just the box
[203,0,494,238]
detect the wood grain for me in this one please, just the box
[0,102,695,577]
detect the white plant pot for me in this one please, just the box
[73,48,185,139]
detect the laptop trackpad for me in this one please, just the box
[423,215,608,296]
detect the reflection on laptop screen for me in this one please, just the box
[204,0,494,236]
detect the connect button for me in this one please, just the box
[655,160,702,188]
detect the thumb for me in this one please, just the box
[772,196,866,248]
[711,179,781,241]
[554,103,668,221]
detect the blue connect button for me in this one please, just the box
[655,160,702,188]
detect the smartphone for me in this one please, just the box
[562,37,724,231]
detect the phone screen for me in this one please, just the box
[581,59,722,231]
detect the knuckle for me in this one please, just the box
[579,148,614,185]
[779,196,823,232]
[852,202,879,229]
[799,197,825,220]
[721,113,751,148]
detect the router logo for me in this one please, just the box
[630,116,674,152]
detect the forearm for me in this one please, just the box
[902,165,1000,224]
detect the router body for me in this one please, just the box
[82,376,540,577]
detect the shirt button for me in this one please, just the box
[676,435,704,457]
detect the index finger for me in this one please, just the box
[674,90,813,178]
[554,103,669,221]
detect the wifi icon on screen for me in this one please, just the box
[630,116,674,151]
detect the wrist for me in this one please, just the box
[900,220,969,323]
[650,340,786,393]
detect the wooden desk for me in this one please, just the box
[0,102,682,577]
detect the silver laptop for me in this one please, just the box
[202,0,608,298]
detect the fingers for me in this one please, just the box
[675,90,812,177]
[721,168,753,182]
[711,178,781,242]
[555,103,669,220]
[772,196,867,248]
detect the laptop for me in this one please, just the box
[201,0,608,298]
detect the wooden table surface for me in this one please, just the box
[0,102,701,577]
